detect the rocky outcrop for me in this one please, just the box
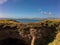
[0,20,60,45]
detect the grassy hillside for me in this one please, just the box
[0,19,60,45]
[41,19,60,45]
[48,32,60,45]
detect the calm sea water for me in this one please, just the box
[16,19,40,22]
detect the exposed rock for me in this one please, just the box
[0,20,60,45]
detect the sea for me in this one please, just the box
[16,19,40,23]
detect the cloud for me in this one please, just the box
[48,12,52,15]
[0,0,7,4]
[43,12,53,15]
[43,11,47,14]
[38,9,53,15]
[0,0,22,5]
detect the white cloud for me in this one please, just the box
[0,0,7,4]
[43,12,47,14]
[38,9,53,15]
[0,0,21,5]
[48,12,52,15]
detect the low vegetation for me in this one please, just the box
[0,19,60,45]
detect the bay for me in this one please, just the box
[16,19,40,23]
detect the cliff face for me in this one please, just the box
[0,20,60,45]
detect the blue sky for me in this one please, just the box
[0,0,60,18]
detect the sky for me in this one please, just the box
[0,0,60,18]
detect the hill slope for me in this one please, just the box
[0,19,60,45]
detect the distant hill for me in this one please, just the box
[0,17,60,20]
